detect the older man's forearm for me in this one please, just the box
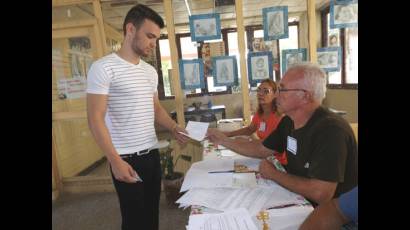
[220,138,272,158]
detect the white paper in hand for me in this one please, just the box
[179,121,209,142]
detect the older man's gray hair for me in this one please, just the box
[287,62,327,103]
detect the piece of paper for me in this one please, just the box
[232,173,257,188]
[234,157,261,172]
[180,121,209,141]
[180,159,235,192]
[177,187,306,215]
[187,208,258,230]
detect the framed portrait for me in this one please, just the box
[212,56,238,87]
[262,6,288,41]
[328,32,340,47]
[317,47,342,72]
[247,51,273,85]
[189,13,221,42]
[178,59,205,90]
[330,0,358,29]
[252,37,279,60]
[281,48,307,75]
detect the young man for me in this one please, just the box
[207,62,357,206]
[86,4,189,230]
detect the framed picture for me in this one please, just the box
[317,47,342,72]
[262,6,288,41]
[178,59,205,90]
[281,48,307,75]
[330,0,358,29]
[212,56,238,87]
[252,37,279,60]
[328,32,340,47]
[189,13,221,42]
[247,51,273,85]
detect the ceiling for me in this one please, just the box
[61,0,330,34]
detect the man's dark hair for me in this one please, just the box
[122,4,165,35]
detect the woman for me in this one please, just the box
[223,79,287,165]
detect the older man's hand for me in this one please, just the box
[259,159,278,180]
[206,128,228,146]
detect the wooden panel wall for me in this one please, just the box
[53,119,103,177]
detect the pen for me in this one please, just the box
[208,170,235,173]
[208,170,258,173]
[268,203,300,209]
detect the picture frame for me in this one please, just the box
[212,56,238,87]
[317,47,342,72]
[330,0,358,29]
[262,6,288,41]
[178,59,205,90]
[247,51,273,85]
[281,48,307,75]
[189,13,221,42]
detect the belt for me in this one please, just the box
[120,148,154,158]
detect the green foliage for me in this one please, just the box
[160,147,192,180]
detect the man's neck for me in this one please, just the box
[289,103,320,129]
[117,44,140,65]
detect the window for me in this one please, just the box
[158,38,173,97]
[156,23,300,99]
[322,8,358,89]
[246,21,299,83]
[179,35,202,95]
[156,29,248,99]
[279,24,299,78]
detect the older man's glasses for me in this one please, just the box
[256,87,273,95]
[277,87,307,94]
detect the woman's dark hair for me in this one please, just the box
[257,79,278,115]
[123,4,165,35]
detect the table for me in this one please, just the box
[170,105,226,121]
[188,140,312,214]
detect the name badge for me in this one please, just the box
[287,136,297,155]
[259,122,266,132]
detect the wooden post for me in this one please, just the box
[163,0,185,157]
[93,0,109,55]
[307,0,317,63]
[235,0,251,125]
[52,128,63,198]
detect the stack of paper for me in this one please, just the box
[187,208,258,230]
[180,159,235,192]
[177,187,306,215]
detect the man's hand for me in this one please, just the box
[172,125,189,145]
[110,158,141,183]
[206,128,228,146]
[259,159,278,180]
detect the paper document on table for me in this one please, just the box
[234,157,261,172]
[177,187,306,215]
[180,121,209,141]
[251,206,313,230]
[187,208,258,230]
[232,173,257,188]
[180,159,235,192]
[191,159,234,172]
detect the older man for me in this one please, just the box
[207,62,357,206]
